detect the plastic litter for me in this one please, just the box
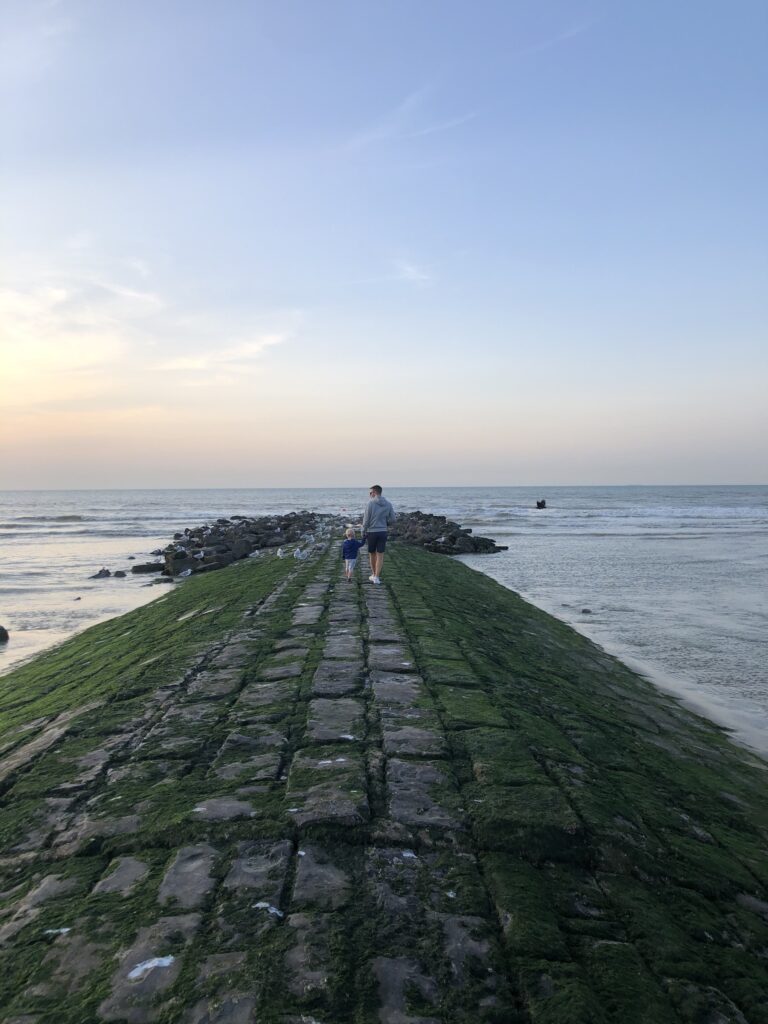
[401,850,417,859]
[253,901,284,918]
[44,927,71,935]
[128,956,175,980]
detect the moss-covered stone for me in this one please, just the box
[0,537,766,1023]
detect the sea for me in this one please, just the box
[1,486,767,755]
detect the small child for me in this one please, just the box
[341,528,365,581]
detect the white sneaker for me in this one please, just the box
[368,575,376,583]
[373,576,381,585]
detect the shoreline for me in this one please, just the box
[492,579,768,761]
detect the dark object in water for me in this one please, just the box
[90,568,111,579]
[0,625,8,644]
[536,499,547,509]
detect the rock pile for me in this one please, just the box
[161,511,324,577]
[391,511,506,554]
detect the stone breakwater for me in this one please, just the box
[0,540,766,1023]
[160,511,329,577]
[153,510,505,578]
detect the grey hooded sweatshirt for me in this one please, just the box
[361,496,396,534]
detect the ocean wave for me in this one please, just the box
[16,515,87,522]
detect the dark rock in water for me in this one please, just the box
[581,608,592,614]
[0,625,9,644]
[536,499,547,509]
[130,562,165,574]
[127,556,136,560]
[74,597,81,601]
[151,549,162,556]
[391,511,506,555]
[90,568,111,579]
[113,570,127,578]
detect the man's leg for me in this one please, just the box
[375,552,385,578]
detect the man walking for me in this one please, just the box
[361,484,396,585]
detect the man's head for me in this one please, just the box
[369,484,383,497]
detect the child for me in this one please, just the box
[342,528,365,582]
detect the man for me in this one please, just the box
[361,484,396,585]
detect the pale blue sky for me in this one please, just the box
[1,0,766,486]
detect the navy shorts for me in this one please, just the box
[366,531,387,554]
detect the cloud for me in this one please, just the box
[346,87,477,151]
[156,335,290,373]
[513,22,595,60]
[392,259,434,286]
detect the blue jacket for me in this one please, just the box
[342,538,365,559]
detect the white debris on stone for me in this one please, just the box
[401,850,417,859]
[43,927,72,935]
[127,956,175,980]
[253,901,284,918]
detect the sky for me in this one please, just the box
[1,0,766,488]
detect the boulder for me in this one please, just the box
[90,568,111,579]
[0,625,8,644]
[130,562,165,574]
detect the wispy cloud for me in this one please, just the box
[346,87,477,151]
[513,22,595,60]
[156,335,290,373]
[392,259,434,286]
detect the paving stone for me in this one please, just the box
[260,661,304,681]
[368,623,407,644]
[292,605,323,626]
[98,913,201,1022]
[284,913,335,1001]
[212,751,281,781]
[197,952,247,980]
[327,608,358,624]
[190,798,255,821]
[183,996,256,1024]
[28,932,107,998]
[187,669,243,699]
[387,759,461,830]
[220,728,287,752]
[0,875,78,945]
[371,672,428,706]
[223,840,292,901]
[273,639,311,655]
[368,645,417,673]
[306,698,365,743]
[312,660,363,697]
[208,642,252,668]
[371,956,440,1024]
[287,750,369,828]
[323,636,362,659]
[158,844,217,909]
[52,814,142,855]
[234,682,292,711]
[292,844,351,910]
[382,723,446,758]
[92,857,149,896]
